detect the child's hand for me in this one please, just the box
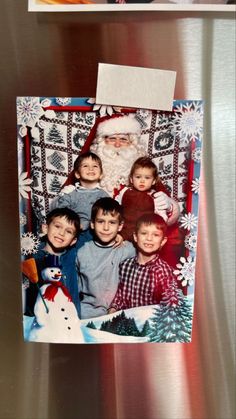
[108,308,116,314]
[113,233,124,248]
[59,184,76,195]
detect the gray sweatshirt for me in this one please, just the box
[76,240,136,319]
[55,184,109,230]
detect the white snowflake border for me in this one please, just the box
[191,178,200,194]
[20,212,27,226]
[185,233,198,251]
[19,172,33,200]
[56,97,71,106]
[87,98,122,117]
[17,97,44,128]
[21,232,40,256]
[191,147,202,163]
[17,97,53,138]
[172,102,203,145]
[174,256,195,287]
[180,212,198,231]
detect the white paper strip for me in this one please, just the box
[96,63,176,111]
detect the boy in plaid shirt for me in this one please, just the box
[108,213,177,313]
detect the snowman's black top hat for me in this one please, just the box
[43,254,61,269]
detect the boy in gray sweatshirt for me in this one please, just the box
[76,198,135,319]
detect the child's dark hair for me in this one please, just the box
[61,152,102,189]
[91,197,123,224]
[135,213,167,235]
[74,152,103,173]
[129,157,159,183]
[46,207,81,236]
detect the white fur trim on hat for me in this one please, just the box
[96,115,141,137]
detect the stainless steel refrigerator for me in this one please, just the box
[0,1,235,418]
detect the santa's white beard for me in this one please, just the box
[91,140,145,195]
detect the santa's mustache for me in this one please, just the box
[94,142,139,161]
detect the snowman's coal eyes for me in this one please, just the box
[50,269,54,272]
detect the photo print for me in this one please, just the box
[28,0,234,11]
[17,96,203,343]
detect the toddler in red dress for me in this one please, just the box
[115,156,180,241]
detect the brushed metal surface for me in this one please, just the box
[0,1,235,418]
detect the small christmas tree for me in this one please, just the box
[140,320,151,337]
[100,311,141,337]
[149,281,193,343]
[49,175,62,194]
[86,321,96,330]
[125,317,141,337]
[111,311,128,336]
[100,319,112,333]
[47,124,64,144]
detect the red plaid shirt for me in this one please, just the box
[110,254,175,310]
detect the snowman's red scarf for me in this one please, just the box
[43,281,72,302]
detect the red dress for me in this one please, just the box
[120,188,155,241]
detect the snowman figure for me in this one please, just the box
[29,255,84,343]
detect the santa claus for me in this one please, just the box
[80,114,147,195]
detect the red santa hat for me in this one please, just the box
[97,114,141,137]
[81,113,141,154]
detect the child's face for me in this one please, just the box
[130,167,156,192]
[133,223,167,254]
[91,209,123,245]
[42,216,77,251]
[75,157,102,183]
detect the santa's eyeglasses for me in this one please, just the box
[104,134,131,146]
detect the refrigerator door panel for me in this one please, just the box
[0,1,235,418]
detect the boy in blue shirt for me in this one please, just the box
[54,152,109,231]
[24,207,81,317]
